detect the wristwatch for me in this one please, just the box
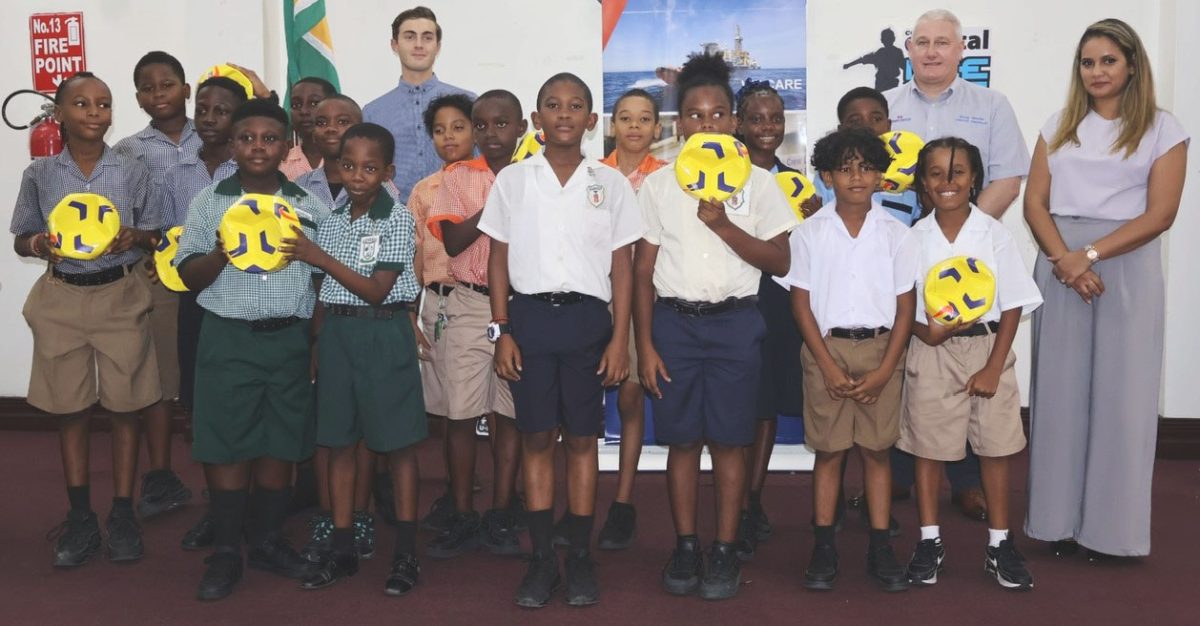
[1084,244,1100,264]
[486,320,511,343]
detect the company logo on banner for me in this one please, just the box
[843,26,992,90]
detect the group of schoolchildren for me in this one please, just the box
[12,33,1044,609]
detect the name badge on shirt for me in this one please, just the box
[725,188,750,216]
[587,183,606,208]
[358,234,380,265]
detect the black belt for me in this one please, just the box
[658,296,758,317]
[427,282,454,297]
[460,281,491,296]
[240,316,303,332]
[830,326,890,340]
[52,263,138,287]
[325,302,411,320]
[958,321,1000,337]
[525,291,596,306]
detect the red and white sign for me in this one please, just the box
[29,12,87,94]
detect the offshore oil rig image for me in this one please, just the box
[694,24,761,69]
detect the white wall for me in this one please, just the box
[1,0,1195,419]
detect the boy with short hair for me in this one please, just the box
[176,99,331,601]
[779,127,918,593]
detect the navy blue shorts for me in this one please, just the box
[757,273,804,418]
[649,301,766,446]
[508,294,612,436]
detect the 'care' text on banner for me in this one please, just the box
[30,12,87,94]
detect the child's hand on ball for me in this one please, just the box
[106,227,136,255]
[281,225,324,265]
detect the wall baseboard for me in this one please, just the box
[2,398,1196,459]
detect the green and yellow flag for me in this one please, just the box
[283,0,340,98]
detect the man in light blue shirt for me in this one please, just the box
[363,6,475,202]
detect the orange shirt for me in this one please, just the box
[427,156,495,286]
[406,169,454,287]
[600,151,668,192]
[280,143,321,181]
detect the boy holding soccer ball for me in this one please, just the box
[175,98,331,601]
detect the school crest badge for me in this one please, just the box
[587,184,605,208]
[358,234,381,265]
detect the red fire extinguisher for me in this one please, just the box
[4,89,61,159]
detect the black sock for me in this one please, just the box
[527,508,555,556]
[566,513,594,552]
[814,525,836,547]
[869,528,890,549]
[111,496,134,516]
[331,527,354,555]
[247,487,292,545]
[749,491,763,506]
[393,521,417,557]
[210,489,248,551]
[67,485,91,514]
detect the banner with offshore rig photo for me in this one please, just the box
[601,0,808,170]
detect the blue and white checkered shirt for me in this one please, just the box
[10,146,157,274]
[316,192,419,306]
[175,172,332,320]
[153,154,238,228]
[113,120,201,184]
[363,75,474,202]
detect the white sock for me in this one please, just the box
[920,525,940,541]
[988,528,1008,547]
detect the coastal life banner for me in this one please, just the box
[601,0,808,170]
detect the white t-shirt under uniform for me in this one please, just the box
[477,152,644,302]
[776,202,920,338]
[910,206,1043,325]
[1043,109,1190,220]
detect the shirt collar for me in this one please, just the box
[334,189,395,220]
[910,77,963,103]
[214,170,307,198]
[135,119,196,142]
[601,151,667,174]
[56,144,121,173]
[448,155,493,173]
[399,73,442,91]
[912,204,989,234]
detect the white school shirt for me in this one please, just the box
[1043,109,1189,221]
[640,164,797,302]
[776,201,919,337]
[910,206,1042,325]
[477,152,643,302]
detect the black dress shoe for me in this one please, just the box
[196,548,243,601]
[1051,539,1079,557]
[300,552,358,590]
[247,532,315,579]
[1087,549,1119,563]
[48,510,101,568]
[385,553,421,596]
[182,514,215,551]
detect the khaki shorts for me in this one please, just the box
[418,286,451,417]
[147,275,181,401]
[800,333,904,453]
[443,286,514,420]
[22,269,161,415]
[898,333,1026,461]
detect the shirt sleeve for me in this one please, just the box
[753,169,800,241]
[1152,111,1191,161]
[476,172,510,243]
[175,188,218,267]
[127,161,159,231]
[992,223,1043,315]
[376,209,415,273]
[986,95,1031,182]
[10,164,45,235]
[893,229,920,295]
[775,226,811,290]
[638,175,664,246]
[608,173,644,249]
[426,168,468,242]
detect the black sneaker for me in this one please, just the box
[597,501,636,551]
[479,508,523,556]
[181,513,214,551]
[735,510,757,561]
[299,551,359,590]
[47,510,101,568]
[426,511,481,559]
[384,553,421,597]
[106,509,144,562]
[564,549,600,607]
[551,511,570,548]
[354,511,376,560]
[301,512,333,563]
[803,543,839,591]
[196,548,242,601]
[420,492,455,533]
[136,470,192,519]
[986,538,1034,590]
[247,532,316,579]
[699,541,742,601]
[749,498,772,541]
[907,538,945,586]
[372,472,398,527]
[515,551,561,608]
[867,543,909,592]
[662,535,703,596]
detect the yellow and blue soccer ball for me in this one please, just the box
[197,64,255,99]
[218,194,300,274]
[47,192,121,260]
[774,171,816,223]
[153,226,188,292]
[674,132,752,203]
[924,256,996,326]
[880,130,925,193]
[511,130,545,162]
